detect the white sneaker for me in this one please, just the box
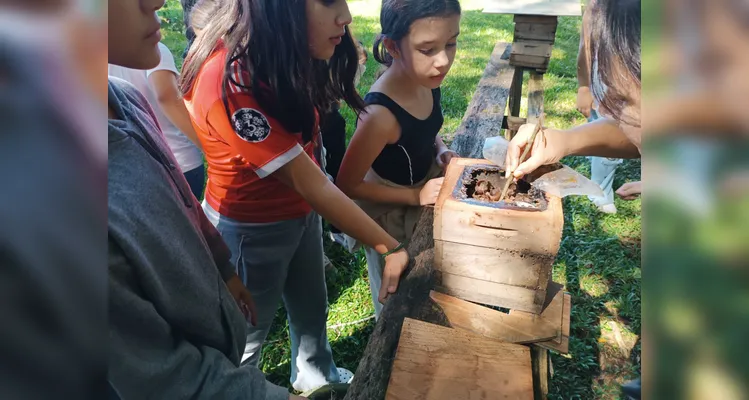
[337,367,354,384]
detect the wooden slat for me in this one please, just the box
[527,72,545,122]
[534,293,571,353]
[511,41,553,58]
[385,319,534,400]
[514,22,558,43]
[450,42,515,159]
[434,240,544,288]
[430,291,557,344]
[531,346,550,400]
[435,271,543,313]
[510,282,566,345]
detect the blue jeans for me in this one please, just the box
[202,202,339,392]
[588,110,622,207]
[182,164,206,200]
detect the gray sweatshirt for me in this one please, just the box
[107,78,289,400]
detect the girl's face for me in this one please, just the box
[306,0,353,60]
[108,0,165,69]
[392,15,461,89]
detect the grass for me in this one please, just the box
[159,1,641,398]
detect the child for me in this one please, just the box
[577,0,623,214]
[108,42,206,199]
[336,0,461,318]
[107,0,302,398]
[181,0,409,393]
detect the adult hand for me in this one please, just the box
[418,177,444,205]
[505,123,565,180]
[616,181,642,200]
[225,275,257,326]
[290,395,308,400]
[380,249,410,304]
[577,86,594,118]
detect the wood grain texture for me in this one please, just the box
[430,291,557,344]
[533,293,571,353]
[450,42,515,159]
[435,271,542,313]
[483,0,582,17]
[344,210,450,400]
[385,318,534,400]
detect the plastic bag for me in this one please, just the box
[483,136,605,198]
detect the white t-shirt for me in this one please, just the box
[108,43,204,173]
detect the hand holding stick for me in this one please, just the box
[498,113,545,202]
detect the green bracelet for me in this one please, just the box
[382,242,407,258]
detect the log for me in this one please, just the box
[344,209,449,400]
[449,41,515,159]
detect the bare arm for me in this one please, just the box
[563,118,640,158]
[149,70,203,149]
[274,152,401,254]
[337,106,421,206]
[506,118,640,179]
[577,3,592,89]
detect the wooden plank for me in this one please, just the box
[511,41,553,58]
[435,271,543,313]
[531,346,549,400]
[483,0,582,17]
[434,240,545,288]
[534,293,571,353]
[527,72,545,122]
[514,15,561,24]
[450,41,515,159]
[430,290,557,344]
[511,282,565,342]
[514,22,558,43]
[385,318,534,400]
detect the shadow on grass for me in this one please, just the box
[548,157,641,399]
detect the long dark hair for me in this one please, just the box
[180,0,365,143]
[588,0,641,127]
[373,0,461,67]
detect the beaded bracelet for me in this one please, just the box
[382,242,407,258]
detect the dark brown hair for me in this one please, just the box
[373,0,461,67]
[588,0,641,127]
[180,0,366,143]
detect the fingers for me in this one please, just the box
[378,265,400,304]
[615,182,642,200]
[505,124,535,177]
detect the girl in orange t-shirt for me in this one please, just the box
[181,0,408,392]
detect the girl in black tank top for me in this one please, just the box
[366,88,444,186]
[336,0,462,318]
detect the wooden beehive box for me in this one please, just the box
[433,158,563,314]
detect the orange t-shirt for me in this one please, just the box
[184,46,319,223]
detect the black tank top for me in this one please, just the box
[364,88,444,186]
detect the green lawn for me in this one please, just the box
[160,1,641,398]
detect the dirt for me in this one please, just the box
[460,166,547,209]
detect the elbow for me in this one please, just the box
[156,91,180,107]
[335,180,358,200]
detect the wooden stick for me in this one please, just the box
[498,113,545,202]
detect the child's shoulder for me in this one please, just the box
[109,77,150,111]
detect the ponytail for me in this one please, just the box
[373,34,393,67]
